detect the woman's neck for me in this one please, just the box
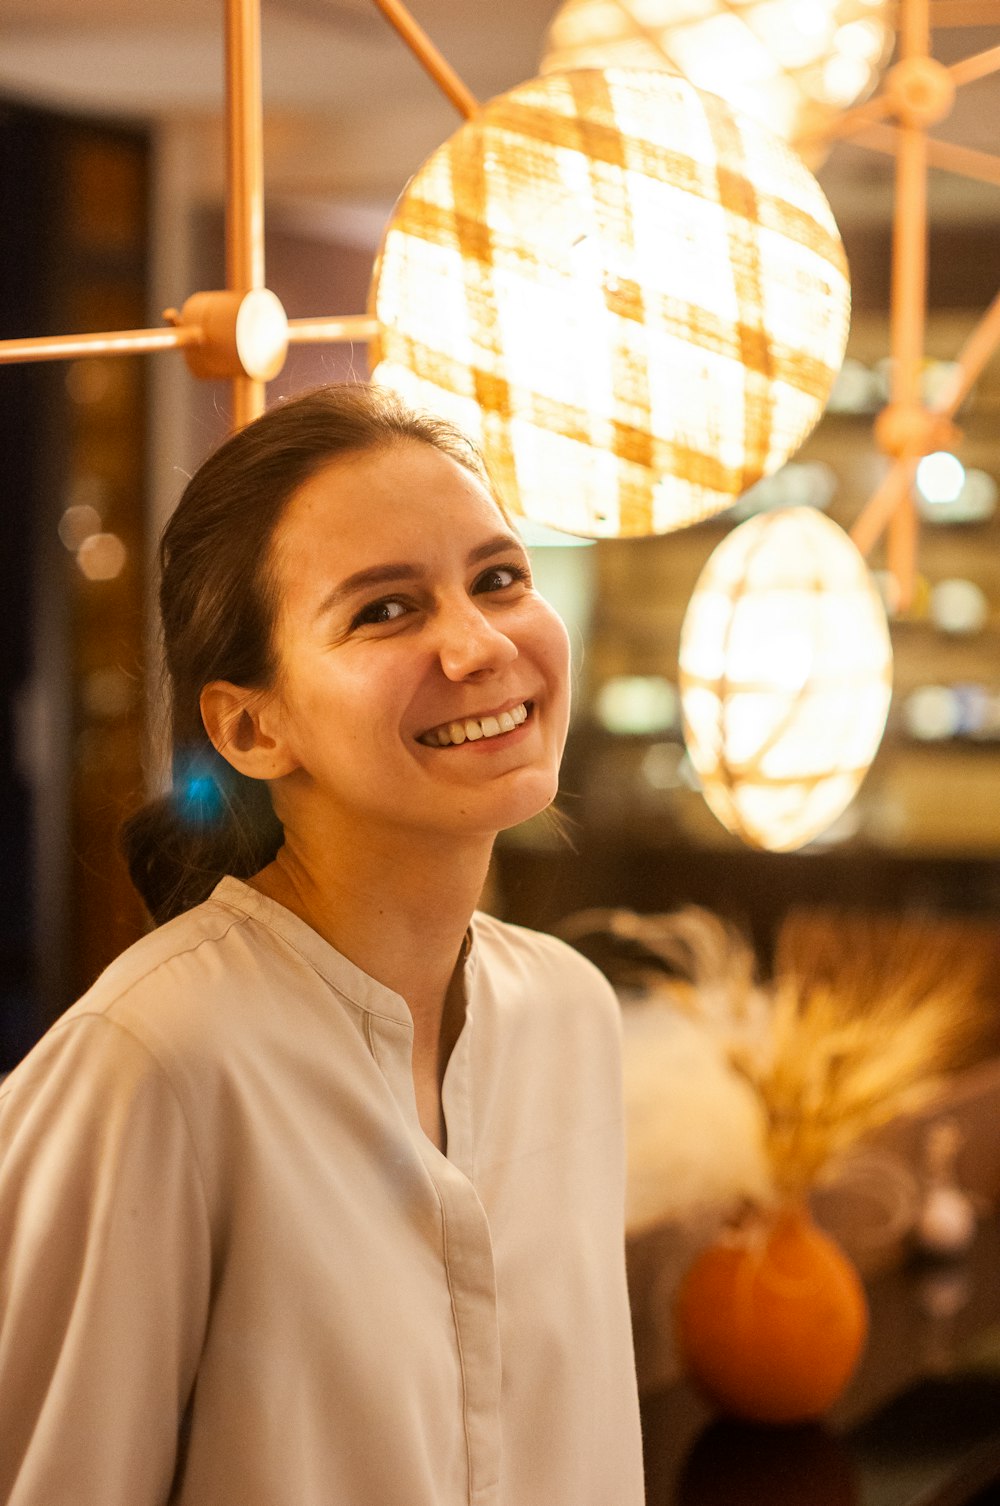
[247,820,493,1044]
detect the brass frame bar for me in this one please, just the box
[225,0,267,426]
[287,315,381,343]
[948,42,1000,87]
[853,124,1000,188]
[793,93,894,150]
[0,326,195,365]
[886,0,931,605]
[902,0,932,57]
[368,0,479,119]
[850,461,916,557]
[799,36,1000,153]
[225,0,265,292]
[850,293,1000,560]
[931,287,1000,417]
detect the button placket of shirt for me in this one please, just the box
[367,1005,502,1505]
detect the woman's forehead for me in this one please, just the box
[270,441,512,596]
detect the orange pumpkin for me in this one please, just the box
[675,1206,868,1424]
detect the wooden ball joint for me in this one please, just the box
[885,57,956,129]
[874,403,960,460]
[165,289,289,383]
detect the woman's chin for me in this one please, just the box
[490,770,562,834]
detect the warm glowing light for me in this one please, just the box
[76,532,127,581]
[58,504,102,551]
[821,53,870,106]
[917,468,997,525]
[539,0,893,163]
[678,508,892,851]
[372,69,850,538]
[235,289,289,382]
[916,451,966,505]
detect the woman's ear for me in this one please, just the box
[199,681,298,781]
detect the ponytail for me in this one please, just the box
[120,745,282,925]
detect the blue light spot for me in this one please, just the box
[177,770,224,824]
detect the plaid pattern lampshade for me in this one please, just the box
[370,69,850,539]
[679,508,893,851]
[541,0,893,164]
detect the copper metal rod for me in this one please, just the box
[886,467,919,602]
[948,42,1000,88]
[225,0,265,292]
[850,460,916,557]
[889,128,929,400]
[225,0,267,427]
[901,0,931,60]
[853,125,1000,189]
[368,0,478,119]
[930,287,1000,417]
[796,25,1000,152]
[793,91,895,150]
[885,0,931,607]
[0,326,196,365]
[232,372,265,427]
[287,315,381,343]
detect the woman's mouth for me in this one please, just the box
[418,701,531,747]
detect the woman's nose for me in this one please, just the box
[435,598,518,681]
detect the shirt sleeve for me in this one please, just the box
[0,1013,212,1506]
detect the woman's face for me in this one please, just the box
[262,439,571,845]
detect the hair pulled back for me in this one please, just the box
[121,383,493,924]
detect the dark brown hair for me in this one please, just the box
[121,383,494,924]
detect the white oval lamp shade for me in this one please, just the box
[679,508,892,851]
[540,0,893,165]
[370,69,850,539]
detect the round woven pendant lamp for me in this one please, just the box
[679,507,893,851]
[540,0,893,165]
[370,69,850,539]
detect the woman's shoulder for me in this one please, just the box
[76,890,261,1015]
[8,890,279,1087]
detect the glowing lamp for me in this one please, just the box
[678,508,892,851]
[540,0,893,164]
[371,69,850,538]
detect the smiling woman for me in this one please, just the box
[0,384,644,1506]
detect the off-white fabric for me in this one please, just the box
[0,876,643,1506]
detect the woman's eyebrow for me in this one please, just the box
[467,531,525,565]
[314,562,419,620]
[313,532,524,622]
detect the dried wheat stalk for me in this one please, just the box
[561,906,984,1200]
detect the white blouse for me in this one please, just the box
[0,877,643,1506]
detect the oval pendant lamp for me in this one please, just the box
[370,68,850,538]
[540,0,893,166]
[678,507,893,851]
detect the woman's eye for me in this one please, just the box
[474,562,531,594]
[351,598,407,629]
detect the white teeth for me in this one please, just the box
[421,702,530,746]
